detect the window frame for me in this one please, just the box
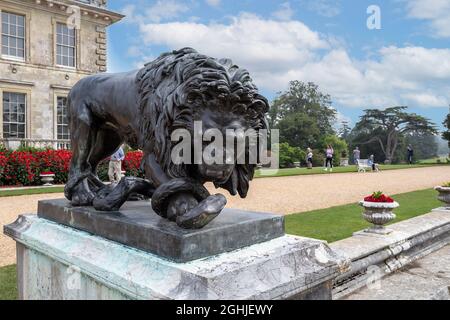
[0,10,26,62]
[0,86,31,140]
[55,95,70,140]
[53,91,70,141]
[1,91,27,139]
[55,22,77,69]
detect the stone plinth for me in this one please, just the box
[36,199,285,263]
[5,214,345,300]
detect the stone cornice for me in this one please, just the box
[2,0,124,25]
[0,78,35,86]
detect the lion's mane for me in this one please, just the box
[135,48,269,198]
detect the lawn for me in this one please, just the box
[0,187,65,198]
[285,188,441,243]
[255,163,442,178]
[0,265,17,300]
[418,157,449,164]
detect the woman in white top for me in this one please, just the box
[324,145,334,172]
[306,148,313,169]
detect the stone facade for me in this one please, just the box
[0,0,123,148]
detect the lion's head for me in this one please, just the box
[136,48,269,198]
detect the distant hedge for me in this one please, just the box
[0,149,144,187]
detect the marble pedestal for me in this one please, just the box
[4,200,345,300]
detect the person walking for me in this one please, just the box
[407,145,414,165]
[353,146,361,165]
[306,148,313,169]
[368,154,380,172]
[324,145,334,172]
[109,146,125,185]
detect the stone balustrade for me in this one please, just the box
[0,138,71,150]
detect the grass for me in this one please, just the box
[418,157,449,164]
[255,163,443,178]
[285,188,441,243]
[0,186,65,198]
[0,265,17,300]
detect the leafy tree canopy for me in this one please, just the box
[269,81,337,150]
[352,106,437,163]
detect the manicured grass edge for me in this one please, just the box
[0,264,17,300]
[0,187,65,198]
[285,188,441,243]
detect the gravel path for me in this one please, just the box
[1,166,449,267]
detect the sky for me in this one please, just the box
[105,0,450,130]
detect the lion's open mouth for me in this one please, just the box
[196,164,234,184]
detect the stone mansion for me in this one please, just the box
[0,0,123,149]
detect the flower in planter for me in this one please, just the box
[40,171,55,176]
[363,191,394,203]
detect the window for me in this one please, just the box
[1,12,25,60]
[2,92,26,138]
[56,23,76,67]
[56,97,70,140]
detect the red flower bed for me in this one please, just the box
[0,149,145,186]
[364,191,394,203]
[123,151,144,178]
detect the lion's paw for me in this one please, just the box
[176,194,227,229]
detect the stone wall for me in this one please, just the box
[0,0,122,140]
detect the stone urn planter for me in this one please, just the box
[40,173,55,186]
[293,161,301,168]
[434,186,450,209]
[359,200,399,235]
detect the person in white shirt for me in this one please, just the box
[109,146,125,184]
[306,148,313,169]
[324,145,334,172]
[353,147,361,165]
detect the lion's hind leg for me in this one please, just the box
[65,99,100,206]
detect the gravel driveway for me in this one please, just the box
[1,165,449,267]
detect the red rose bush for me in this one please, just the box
[0,149,144,187]
[363,191,395,203]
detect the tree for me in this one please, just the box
[353,107,437,163]
[338,120,352,142]
[278,142,306,168]
[443,106,450,155]
[405,132,438,161]
[270,81,337,150]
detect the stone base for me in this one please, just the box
[354,227,393,236]
[332,210,450,299]
[432,207,450,212]
[5,215,345,300]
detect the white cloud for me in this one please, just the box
[304,0,341,18]
[139,12,328,72]
[121,0,189,24]
[406,0,450,38]
[205,0,221,7]
[128,11,450,110]
[272,2,294,21]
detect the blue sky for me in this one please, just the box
[105,0,450,130]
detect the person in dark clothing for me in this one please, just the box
[407,145,414,164]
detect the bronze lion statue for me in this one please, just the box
[65,48,269,229]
